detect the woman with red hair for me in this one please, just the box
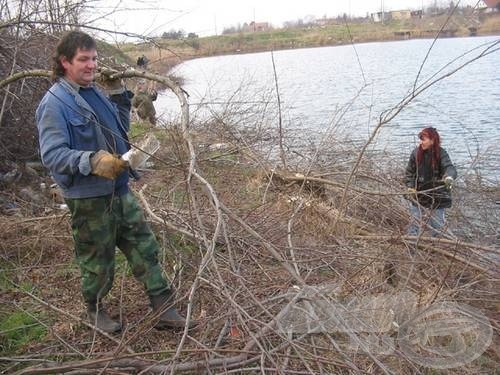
[405,127,457,237]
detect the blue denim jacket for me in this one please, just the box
[36,78,131,198]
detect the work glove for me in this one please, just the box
[90,150,128,180]
[96,68,124,95]
[443,176,454,191]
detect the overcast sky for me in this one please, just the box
[93,0,481,40]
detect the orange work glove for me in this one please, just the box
[90,150,128,180]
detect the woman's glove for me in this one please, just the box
[443,176,454,190]
[90,150,128,179]
[406,187,417,200]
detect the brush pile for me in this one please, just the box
[1,114,498,373]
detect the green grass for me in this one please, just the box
[0,310,47,354]
[129,121,151,139]
[0,264,47,355]
[0,261,35,293]
[53,262,80,279]
[96,40,133,66]
[167,189,189,208]
[115,251,133,277]
[0,270,11,293]
[167,233,198,256]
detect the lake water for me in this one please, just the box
[156,36,500,180]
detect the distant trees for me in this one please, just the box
[222,22,274,34]
[426,0,458,14]
[283,19,304,29]
[222,25,238,34]
[161,29,198,40]
[283,15,317,29]
[222,23,246,35]
[161,29,185,39]
[283,14,365,29]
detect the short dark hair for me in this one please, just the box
[52,30,97,81]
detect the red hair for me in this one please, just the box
[416,127,441,169]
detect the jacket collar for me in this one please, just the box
[57,78,96,117]
[61,77,84,91]
[57,77,123,131]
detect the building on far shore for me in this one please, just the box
[371,11,388,23]
[390,10,412,20]
[243,21,270,32]
[315,17,334,27]
[480,0,500,11]
[410,10,423,18]
[371,9,415,22]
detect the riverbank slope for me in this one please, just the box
[122,12,500,72]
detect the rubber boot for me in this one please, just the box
[150,292,197,330]
[87,302,121,333]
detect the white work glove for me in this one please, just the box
[443,176,454,190]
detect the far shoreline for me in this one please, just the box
[152,31,500,74]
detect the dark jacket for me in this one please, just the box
[405,146,457,209]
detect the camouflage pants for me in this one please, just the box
[65,192,170,304]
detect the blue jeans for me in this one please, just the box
[408,204,446,237]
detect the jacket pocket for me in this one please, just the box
[68,116,95,150]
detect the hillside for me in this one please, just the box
[123,12,500,71]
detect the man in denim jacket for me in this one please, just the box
[36,31,193,333]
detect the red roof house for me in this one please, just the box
[483,0,500,8]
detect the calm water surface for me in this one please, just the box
[157,36,500,179]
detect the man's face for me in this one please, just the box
[61,48,97,86]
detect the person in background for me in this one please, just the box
[136,54,148,69]
[136,55,144,68]
[36,30,194,333]
[132,79,157,125]
[405,127,457,238]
